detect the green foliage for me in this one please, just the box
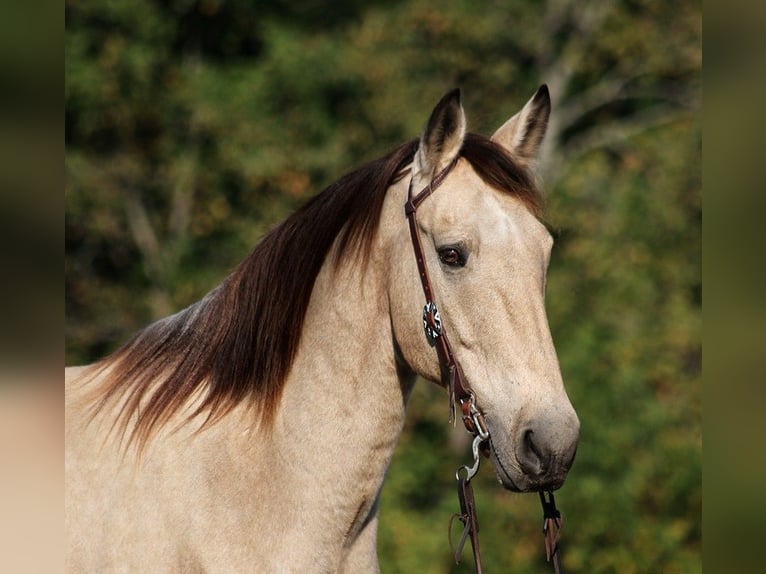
[545,120,701,573]
[66,0,700,571]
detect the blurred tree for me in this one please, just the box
[66,0,700,571]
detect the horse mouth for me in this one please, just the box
[488,439,523,492]
[488,439,566,493]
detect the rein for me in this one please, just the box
[404,158,565,573]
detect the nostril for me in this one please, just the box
[518,428,546,477]
[525,429,543,462]
[514,418,578,487]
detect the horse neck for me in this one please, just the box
[271,247,414,493]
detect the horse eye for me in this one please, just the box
[438,246,467,268]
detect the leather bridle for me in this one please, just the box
[404,157,490,571]
[404,157,488,437]
[404,157,564,573]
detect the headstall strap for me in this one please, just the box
[404,157,481,430]
[405,158,489,573]
[405,159,565,574]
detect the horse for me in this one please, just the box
[65,86,579,573]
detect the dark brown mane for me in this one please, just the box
[91,133,542,448]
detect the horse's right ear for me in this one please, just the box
[491,85,551,167]
[414,89,466,180]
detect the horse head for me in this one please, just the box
[386,88,579,493]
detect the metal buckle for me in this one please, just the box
[459,394,490,440]
[455,397,490,482]
[469,403,489,441]
[422,301,442,344]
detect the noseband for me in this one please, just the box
[404,158,564,573]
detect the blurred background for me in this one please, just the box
[64,0,700,572]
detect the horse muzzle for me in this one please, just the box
[488,412,580,492]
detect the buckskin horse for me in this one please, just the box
[66,86,579,572]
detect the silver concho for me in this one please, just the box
[422,301,442,344]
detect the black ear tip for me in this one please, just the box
[437,88,461,108]
[535,84,551,104]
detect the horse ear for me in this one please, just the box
[491,85,551,165]
[415,88,466,178]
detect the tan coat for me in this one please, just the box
[66,87,578,573]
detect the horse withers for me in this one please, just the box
[66,86,579,572]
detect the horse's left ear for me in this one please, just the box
[415,88,466,178]
[492,85,551,165]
